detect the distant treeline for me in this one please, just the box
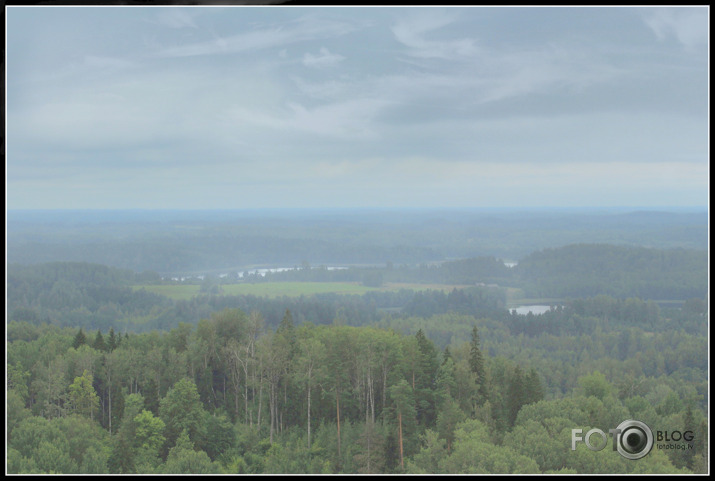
[6,259,508,333]
[7,209,708,274]
[257,244,707,300]
[7,246,707,338]
[514,244,707,300]
[7,235,438,273]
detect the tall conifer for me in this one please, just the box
[469,326,488,405]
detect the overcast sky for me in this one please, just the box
[6,5,709,210]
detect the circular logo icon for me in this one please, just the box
[615,420,653,460]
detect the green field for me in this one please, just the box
[133,281,464,301]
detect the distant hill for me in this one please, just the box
[6,208,707,276]
[514,243,707,300]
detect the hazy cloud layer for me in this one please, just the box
[6,6,709,209]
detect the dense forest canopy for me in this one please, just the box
[6,208,709,474]
[7,304,707,474]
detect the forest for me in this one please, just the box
[6,304,708,474]
[7,208,707,274]
[5,208,709,474]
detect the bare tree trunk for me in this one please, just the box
[398,411,404,469]
[243,356,249,425]
[108,381,112,435]
[307,380,312,449]
[368,420,374,474]
[382,366,388,422]
[257,370,263,430]
[282,381,287,433]
[368,367,375,424]
[269,382,276,443]
[337,389,341,460]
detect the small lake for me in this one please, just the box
[510,305,557,315]
[238,266,348,278]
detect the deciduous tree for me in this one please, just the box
[68,369,99,420]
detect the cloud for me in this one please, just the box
[82,55,135,72]
[391,10,477,59]
[6,7,708,209]
[151,15,355,58]
[228,96,390,140]
[643,7,708,50]
[155,9,199,29]
[303,47,345,67]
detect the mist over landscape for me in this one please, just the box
[6,207,708,275]
[6,5,708,476]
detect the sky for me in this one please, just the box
[5,5,710,210]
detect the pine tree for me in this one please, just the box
[389,379,417,471]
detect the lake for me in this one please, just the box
[238,266,348,278]
[511,305,557,315]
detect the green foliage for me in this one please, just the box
[353,421,387,474]
[438,418,541,474]
[405,429,447,473]
[93,330,107,352]
[197,411,235,462]
[72,328,87,349]
[515,244,707,299]
[7,389,32,440]
[6,274,707,477]
[7,362,31,402]
[67,369,100,419]
[469,325,487,405]
[261,429,332,474]
[159,378,207,451]
[134,410,166,453]
[578,370,613,401]
[8,415,110,474]
[436,397,466,451]
[163,430,221,474]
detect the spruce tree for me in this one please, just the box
[682,404,697,469]
[143,379,160,416]
[506,365,526,427]
[414,329,438,427]
[524,368,544,406]
[469,325,488,405]
[93,330,107,352]
[442,346,453,365]
[107,327,118,352]
[73,328,87,349]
